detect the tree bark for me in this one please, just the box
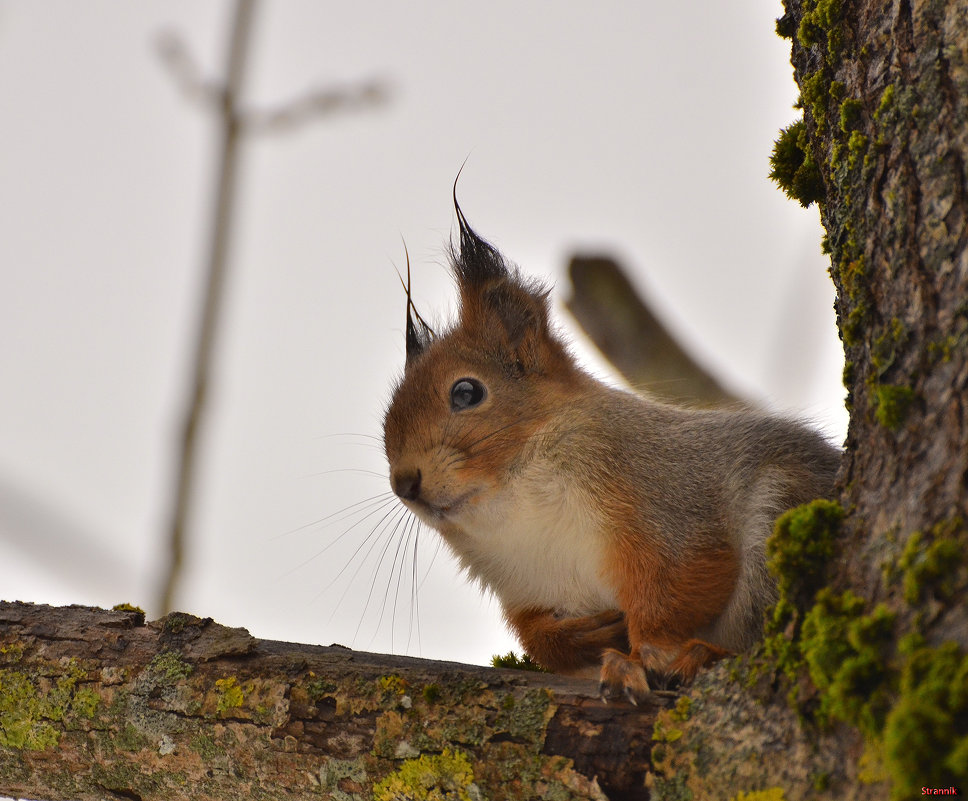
[0,601,664,801]
[646,1,968,799]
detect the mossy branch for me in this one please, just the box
[0,601,665,801]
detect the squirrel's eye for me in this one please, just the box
[450,378,486,411]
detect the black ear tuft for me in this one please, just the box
[400,243,434,365]
[451,174,510,288]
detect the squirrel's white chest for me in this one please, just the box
[441,464,618,616]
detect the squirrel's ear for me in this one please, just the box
[449,192,556,371]
[405,300,426,365]
[480,282,552,358]
[401,245,434,367]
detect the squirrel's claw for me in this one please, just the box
[599,649,650,705]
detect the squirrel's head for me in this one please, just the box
[383,194,582,530]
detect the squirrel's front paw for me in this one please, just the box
[598,649,650,705]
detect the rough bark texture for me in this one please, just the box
[0,602,666,801]
[646,1,968,799]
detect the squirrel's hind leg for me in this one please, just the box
[667,639,730,681]
[505,606,629,676]
[599,537,739,703]
[598,639,729,703]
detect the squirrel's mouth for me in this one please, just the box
[404,490,475,522]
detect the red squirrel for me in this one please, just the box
[382,195,839,702]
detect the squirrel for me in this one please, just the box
[382,193,840,703]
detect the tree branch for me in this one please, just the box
[156,2,391,617]
[240,81,389,134]
[0,601,663,800]
[158,0,256,618]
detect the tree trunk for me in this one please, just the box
[0,602,664,801]
[647,1,968,799]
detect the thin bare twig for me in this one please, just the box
[156,2,391,616]
[156,29,389,136]
[158,0,256,615]
[241,80,389,133]
[155,30,222,109]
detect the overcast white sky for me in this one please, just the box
[0,1,846,668]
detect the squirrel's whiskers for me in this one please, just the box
[381,187,839,703]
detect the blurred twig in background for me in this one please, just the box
[156,0,388,615]
[157,0,256,618]
[566,255,741,408]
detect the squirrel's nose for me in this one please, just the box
[392,468,422,501]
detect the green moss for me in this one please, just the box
[70,687,100,719]
[490,651,546,672]
[796,0,845,62]
[897,521,965,603]
[801,591,896,735]
[189,732,219,760]
[928,334,960,363]
[0,658,99,750]
[0,669,61,750]
[422,684,441,704]
[871,318,908,377]
[754,501,847,703]
[378,674,408,695]
[671,695,692,721]
[652,711,684,744]
[838,252,866,299]
[882,643,968,798]
[872,384,915,431]
[373,748,477,801]
[874,85,896,118]
[767,500,845,611]
[148,650,193,683]
[847,131,869,168]
[731,790,786,801]
[650,696,694,747]
[162,612,193,634]
[811,770,831,791]
[0,642,25,663]
[115,723,150,752]
[111,602,145,616]
[800,71,831,128]
[493,688,552,743]
[214,676,244,714]
[304,673,338,701]
[761,547,968,800]
[857,740,889,784]
[843,300,869,348]
[839,98,863,132]
[769,118,825,207]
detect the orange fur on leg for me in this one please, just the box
[667,639,730,682]
[598,530,740,700]
[505,606,629,675]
